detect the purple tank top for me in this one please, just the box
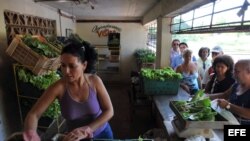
[59,85,107,136]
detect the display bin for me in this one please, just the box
[142,77,180,95]
[5,35,61,75]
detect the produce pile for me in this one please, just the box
[141,67,182,81]
[173,90,217,121]
[17,67,60,90]
[22,34,60,58]
[134,48,156,63]
[17,66,61,119]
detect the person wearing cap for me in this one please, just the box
[202,46,224,88]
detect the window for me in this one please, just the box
[171,0,250,62]
[171,0,250,34]
[146,21,157,50]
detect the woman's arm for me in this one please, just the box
[23,80,63,131]
[208,86,232,100]
[217,99,250,120]
[87,75,114,131]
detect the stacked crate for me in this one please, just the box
[6,35,61,75]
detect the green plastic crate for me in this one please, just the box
[142,78,180,95]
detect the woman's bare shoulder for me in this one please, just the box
[86,73,101,81]
[45,79,66,97]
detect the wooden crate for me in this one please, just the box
[6,35,61,75]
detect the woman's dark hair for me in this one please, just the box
[212,55,234,78]
[61,40,97,73]
[198,47,210,58]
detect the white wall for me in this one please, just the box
[0,0,75,139]
[76,22,148,83]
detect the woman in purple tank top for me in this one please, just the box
[23,40,114,141]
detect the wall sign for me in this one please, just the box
[92,24,121,37]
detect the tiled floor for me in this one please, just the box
[105,83,156,139]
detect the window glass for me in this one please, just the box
[244,7,250,21]
[214,0,245,12]
[180,20,192,30]
[171,23,180,33]
[194,3,213,18]
[171,0,250,33]
[212,9,242,25]
[172,15,181,24]
[146,21,157,49]
[193,15,212,27]
[181,11,194,21]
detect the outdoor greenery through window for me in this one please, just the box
[146,20,157,49]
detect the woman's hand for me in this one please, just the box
[23,130,40,141]
[217,99,230,109]
[63,126,93,141]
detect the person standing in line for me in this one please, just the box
[176,49,201,95]
[209,59,250,125]
[197,47,211,81]
[23,40,114,141]
[202,46,224,88]
[170,39,180,68]
[171,42,197,70]
[205,55,235,94]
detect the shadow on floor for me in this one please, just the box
[105,83,156,139]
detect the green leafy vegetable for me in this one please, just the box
[173,90,216,121]
[17,66,60,90]
[22,34,59,58]
[141,67,182,81]
[16,66,61,119]
[134,48,156,63]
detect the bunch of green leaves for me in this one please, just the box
[43,99,61,119]
[17,66,60,90]
[22,34,59,58]
[17,66,61,119]
[134,48,156,63]
[173,90,217,121]
[141,67,182,81]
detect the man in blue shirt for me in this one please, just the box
[171,42,196,70]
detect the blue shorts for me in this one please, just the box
[94,123,113,139]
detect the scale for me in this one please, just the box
[171,117,214,138]
[169,101,239,139]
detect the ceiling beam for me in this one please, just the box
[142,0,211,25]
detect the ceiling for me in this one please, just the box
[34,0,160,20]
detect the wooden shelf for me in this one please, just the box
[95,45,120,74]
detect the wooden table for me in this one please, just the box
[152,87,224,141]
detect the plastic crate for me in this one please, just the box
[142,77,180,95]
[5,35,61,75]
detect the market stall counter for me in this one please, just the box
[152,87,237,141]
